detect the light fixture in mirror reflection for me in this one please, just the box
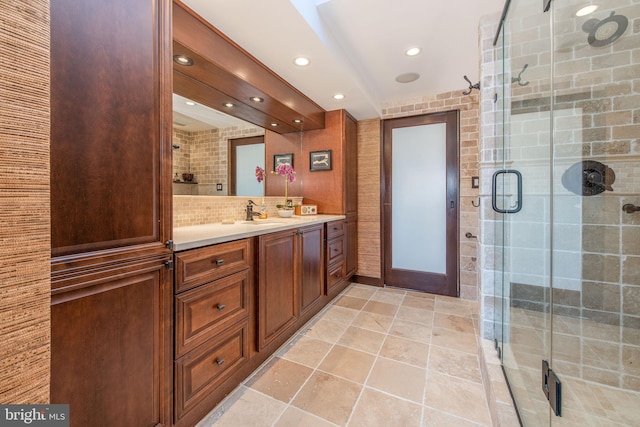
[172,93,266,196]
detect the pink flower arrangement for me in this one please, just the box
[255,166,265,183]
[272,164,296,207]
[274,164,296,183]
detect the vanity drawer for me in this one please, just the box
[326,220,345,239]
[326,237,344,265]
[327,259,346,294]
[175,320,249,421]
[175,239,251,292]
[175,270,250,357]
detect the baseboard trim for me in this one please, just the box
[352,275,383,287]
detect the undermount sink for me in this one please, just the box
[241,220,280,226]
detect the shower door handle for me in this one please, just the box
[491,169,523,214]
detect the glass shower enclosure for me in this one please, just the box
[483,0,640,425]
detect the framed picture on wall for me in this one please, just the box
[273,153,293,171]
[309,150,332,171]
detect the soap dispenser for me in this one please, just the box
[260,198,267,219]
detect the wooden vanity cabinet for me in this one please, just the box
[257,229,298,350]
[326,219,349,297]
[346,213,358,278]
[298,224,326,321]
[257,224,325,350]
[173,239,253,425]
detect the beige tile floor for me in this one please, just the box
[196,283,496,427]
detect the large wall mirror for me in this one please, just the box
[172,93,267,196]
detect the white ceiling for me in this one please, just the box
[179,0,505,121]
[172,94,249,131]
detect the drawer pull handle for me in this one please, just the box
[215,358,225,366]
[214,259,224,266]
[332,227,339,231]
[216,303,226,311]
[332,248,339,252]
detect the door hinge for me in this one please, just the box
[164,260,174,270]
[165,240,174,250]
[542,360,561,416]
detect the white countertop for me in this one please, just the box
[173,214,346,251]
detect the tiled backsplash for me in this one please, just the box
[174,196,304,227]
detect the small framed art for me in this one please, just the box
[309,150,332,171]
[273,153,293,171]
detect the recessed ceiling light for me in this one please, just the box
[405,47,421,56]
[333,93,345,100]
[293,119,303,124]
[173,55,193,66]
[294,56,310,67]
[250,96,264,103]
[223,102,234,108]
[185,101,196,106]
[576,5,598,16]
[395,72,420,83]
[270,123,279,127]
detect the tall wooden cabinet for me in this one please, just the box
[299,109,358,285]
[49,1,173,426]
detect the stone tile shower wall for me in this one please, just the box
[172,125,264,195]
[479,0,640,392]
[379,90,481,301]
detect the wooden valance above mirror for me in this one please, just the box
[173,0,326,134]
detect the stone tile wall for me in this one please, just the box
[174,196,303,227]
[172,125,264,195]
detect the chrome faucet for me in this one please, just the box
[245,200,261,221]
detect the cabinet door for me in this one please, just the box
[50,0,172,257]
[51,264,171,427]
[258,230,298,350]
[299,224,325,316]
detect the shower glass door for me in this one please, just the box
[549,0,640,425]
[494,0,640,425]
[497,1,553,425]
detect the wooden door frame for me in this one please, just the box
[380,110,460,296]
[228,135,265,196]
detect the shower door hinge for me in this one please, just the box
[542,360,561,416]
